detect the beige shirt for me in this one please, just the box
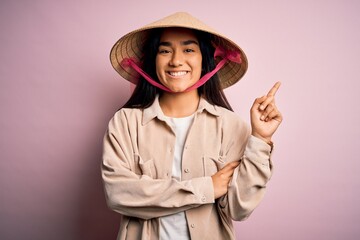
[102,96,273,240]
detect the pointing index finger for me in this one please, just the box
[267,81,281,97]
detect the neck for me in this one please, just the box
[159,90,200,118]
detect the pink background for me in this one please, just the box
[1,0,359,239]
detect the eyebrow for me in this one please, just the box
[159,40,199,47]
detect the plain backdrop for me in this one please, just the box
[1,0,359,239]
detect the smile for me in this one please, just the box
[167,71,188,77]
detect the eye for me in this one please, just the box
[158,49,171,54]
[184,48,195,53]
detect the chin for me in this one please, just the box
[165,85,189,93]
[168,88,186,93]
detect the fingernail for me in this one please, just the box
[261,115,265,120]
[259,105,265,110]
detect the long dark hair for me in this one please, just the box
[121,28,233,111]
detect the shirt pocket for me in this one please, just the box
[203,155,227,176]
[135,154,157,179]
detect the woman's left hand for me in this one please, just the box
[250,82,283,144]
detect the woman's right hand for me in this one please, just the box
[211,161,240,199]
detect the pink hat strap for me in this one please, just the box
[185,46,242,91]
[120,46,241,92]
[121,58,172,92]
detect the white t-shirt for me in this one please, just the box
[159,114,194,240]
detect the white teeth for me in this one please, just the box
[168,71,187,76]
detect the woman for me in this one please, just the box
[102,12,282,240]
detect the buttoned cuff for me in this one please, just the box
[190,176,215,204]
[245,135,273,167]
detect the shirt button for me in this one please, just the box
[184,168,189,173]
[201,196,206,202]
[166,172,169,177]
[191,223,195,228]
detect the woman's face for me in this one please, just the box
[155,28,202,93]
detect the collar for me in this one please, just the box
[142,95,221,125]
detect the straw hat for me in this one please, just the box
[110,12,248,89]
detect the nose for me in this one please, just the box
[169,50,183,67]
